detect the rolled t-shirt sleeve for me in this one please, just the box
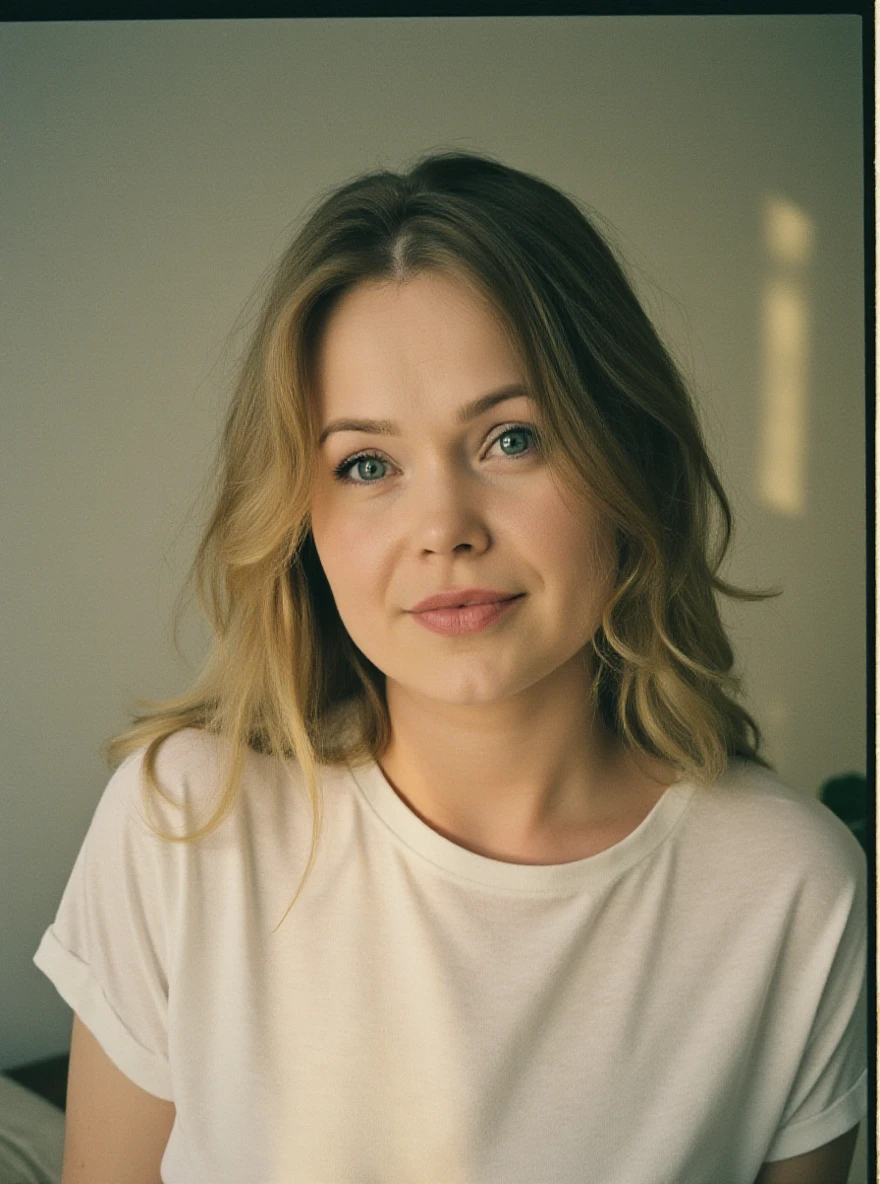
[33,751,174,1100]
[762,830,868,1163]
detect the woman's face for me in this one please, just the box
[309,269,617,708]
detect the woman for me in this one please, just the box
[34,149,866,1183]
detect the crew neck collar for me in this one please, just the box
[345,758,698,895]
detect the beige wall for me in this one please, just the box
[1,10,865,1132]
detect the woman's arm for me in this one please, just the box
[61,1013,176,1184]
[753,1123,860,1184]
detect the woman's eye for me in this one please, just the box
[331,424,541,486]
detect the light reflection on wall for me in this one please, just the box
[757,196,815,516]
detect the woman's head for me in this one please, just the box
[227,148,768,759]
[106,148,776,924]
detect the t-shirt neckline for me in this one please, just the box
[345,758,699,895]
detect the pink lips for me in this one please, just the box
[409,595,525,636]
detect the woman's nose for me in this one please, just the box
[405,471,493,555]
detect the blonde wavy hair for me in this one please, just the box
[104,147,779,931]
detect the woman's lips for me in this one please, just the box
[410,594,525,636]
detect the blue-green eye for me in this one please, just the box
[331,424,541,486]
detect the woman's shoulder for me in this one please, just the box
[106,727,311,837]
[110,726,231,801]
[694,757,867,890]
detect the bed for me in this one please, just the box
[0,1054,67,1184]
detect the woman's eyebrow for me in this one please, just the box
[317,384,531,448]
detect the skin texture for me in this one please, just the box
[61,1013,175,1183]
[310,269,676,864]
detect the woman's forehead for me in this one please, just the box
[313,278,528,412]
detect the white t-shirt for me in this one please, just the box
[33,728,867,1183]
